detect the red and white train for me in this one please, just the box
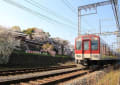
[75,34,120,66]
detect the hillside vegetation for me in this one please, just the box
[96,69,120,85]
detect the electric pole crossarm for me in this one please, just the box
[78,1,111,10]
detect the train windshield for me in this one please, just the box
[84,41,89,50]
[76,40,82,50]
[91,40,98,50]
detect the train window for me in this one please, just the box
[84,41,89,50]
[76,41,81,50]
[91,40,98,50]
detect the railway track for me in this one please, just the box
[0,65,76,76]
[0,66,86,85]
[0,64,114,85]
[19,69,89,85]
[18,65,115,85]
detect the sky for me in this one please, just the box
[0,0,119,47]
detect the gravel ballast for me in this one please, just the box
[58,70,106,85]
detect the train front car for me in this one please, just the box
[75,35,100,66]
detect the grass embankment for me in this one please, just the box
[79,65,120,85]
[96,69,120,85]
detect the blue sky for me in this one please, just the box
[0,0,119,46]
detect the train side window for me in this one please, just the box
[76,41,81,50]
[91,40,98,50]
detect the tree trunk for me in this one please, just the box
[29,34,33,39]
[61,45,64,55]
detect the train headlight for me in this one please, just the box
[76,55,81,58]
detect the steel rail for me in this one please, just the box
[0,65,76,76]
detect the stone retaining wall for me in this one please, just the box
[7,52,73,67]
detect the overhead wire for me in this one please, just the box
[61,0,95,32]
[25,0,76,26]
[61,0,77,14]
[4,0,76,30]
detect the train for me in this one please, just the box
[75,34,120,66]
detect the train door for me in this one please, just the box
[81,40,91,66]
[82,40,91,59]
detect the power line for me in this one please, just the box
[61,0,96,32]
[25,0,76,26]
[4,0,76,30]
[61,0,77,14]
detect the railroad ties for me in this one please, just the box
[0,65,85,84]
[0,63,118,85]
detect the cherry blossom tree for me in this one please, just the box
[0,26,20,64]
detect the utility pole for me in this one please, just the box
[78,9,81,36]
[78,0,111,36]
[111,0,120,48]
[111,0,120,30]
[99,19,102,34]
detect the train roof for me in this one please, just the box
[76,34,100,40]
